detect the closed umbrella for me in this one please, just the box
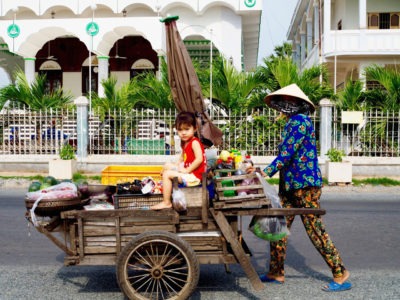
[161,15,223,146]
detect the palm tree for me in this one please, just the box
[364,64,400,111]
[255,53,332,109]
[211,55,260,112]
[335,77,364,111]
[128,59,174,109]
[0,69,72,111]
[91,75,133,114]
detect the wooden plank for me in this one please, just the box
[120,225,176,234]
[69,221,77,255]
[36,225,74,256]
[201,173,208,224]
[213,199,268,209]
[82,224,176,236]
[210,208,264,291]
[84,246,117,254]
[220,207,326,217]
[180,236,223,251]
[115,217,121,255]
[178,221,218,231]
[78,217,84,260]
[62,209,180,224]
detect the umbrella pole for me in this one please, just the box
[209,29,213,119]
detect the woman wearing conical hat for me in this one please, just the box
[249,84,351,292]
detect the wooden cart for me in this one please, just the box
[26,172,325,299]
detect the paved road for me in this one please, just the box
[1,188,399,299]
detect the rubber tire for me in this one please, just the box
[116,230,199,300]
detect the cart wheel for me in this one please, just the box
[116,230,199,300]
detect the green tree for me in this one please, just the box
[335,77,364,110]
[91,75,133,114]
[364,64,400,111]
[255,52,332,109]
[0,69,72,111]
[211,55,260,112]
[128,59,174,109]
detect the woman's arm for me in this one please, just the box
[264,115,307,177]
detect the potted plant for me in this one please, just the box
[325,148,352,184]
[49,144,77,180]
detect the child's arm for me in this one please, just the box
[179,139,204,174]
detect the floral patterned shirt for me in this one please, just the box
[263,114,322,191]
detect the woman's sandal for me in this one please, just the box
[322,281,352,292]
[259,274,284,284]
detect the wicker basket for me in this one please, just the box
[113,193,163,210]
[25,196,84,216]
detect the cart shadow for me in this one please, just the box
[56,265,121,293]
[190,265,264,299]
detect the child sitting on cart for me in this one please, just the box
[151,112,206,210]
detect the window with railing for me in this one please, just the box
[368,12,400,29]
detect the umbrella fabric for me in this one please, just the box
[162,16,223,146]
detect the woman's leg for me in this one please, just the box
[296,187,348,282]
[267,193,295,280]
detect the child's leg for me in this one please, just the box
[150,169,180,210]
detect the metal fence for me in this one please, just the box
[1,106,399,157]
[333,108,400,157]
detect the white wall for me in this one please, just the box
[63,72,82,98]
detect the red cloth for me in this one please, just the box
[183,137,206,180]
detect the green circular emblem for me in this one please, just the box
[244,0,256,8]
[86,22,99,36]
[7,23,20,38]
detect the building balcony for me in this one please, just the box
[323,29,400,57]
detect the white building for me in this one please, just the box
[287,0,400,91]
[0,0,262,98]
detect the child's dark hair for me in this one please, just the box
[175,111,197,130]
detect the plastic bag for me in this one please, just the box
[248,173,289,241]
[172,188,187,212]
[141,177,155,194]
[26,182,78,201]
[249,215,290,241]
[255,172,281,208]
[27,182,78,227]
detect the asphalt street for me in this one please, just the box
[0,187,399,300]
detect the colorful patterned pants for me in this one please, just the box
[268,187,347,278]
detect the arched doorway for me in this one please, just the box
[131,58,155,78]
[82,56,98,95]
[39,60,62,93]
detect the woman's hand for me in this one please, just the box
[246,165,256,174]
[246,165,267,176]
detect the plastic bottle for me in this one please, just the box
[240,154,253,172]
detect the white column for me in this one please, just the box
[156,49,165,80]
[74,96,89,159]
[300,32,306,64]
[323,0,332,53]
[24,58,36,85]
[359,62,368,90]
[306,18,313,56]
[313,1,320,46]
[359,0,367,29]
[97,56,109,98]
[296,42,301,68]
[319,98,334,160]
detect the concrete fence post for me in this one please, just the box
[74,96,89,159]
[319,98,334,160]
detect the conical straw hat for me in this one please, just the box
[264,83,315,113]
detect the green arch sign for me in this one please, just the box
[7,23,20,38]
[86,22,99,36]
[244,0,256,8]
